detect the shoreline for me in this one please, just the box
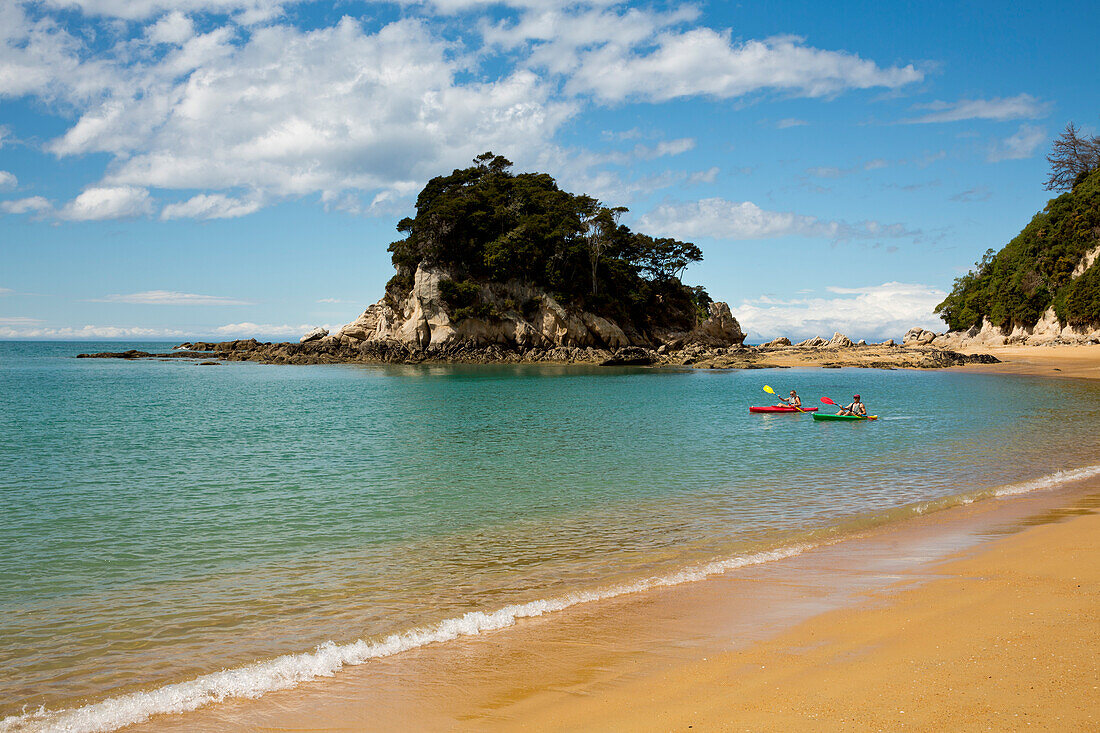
[75,340,999,370]
[112,467,1100,732]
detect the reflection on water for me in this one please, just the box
[2,342,1100,721]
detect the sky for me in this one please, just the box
[0,0,1096,342]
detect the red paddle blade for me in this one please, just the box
[820,397,838,405]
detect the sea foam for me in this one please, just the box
[1,544,810,733]
[5,462,1099,733]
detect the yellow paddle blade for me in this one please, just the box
[763,385,776,394]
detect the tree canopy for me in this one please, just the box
[936,166,1100,331]
[387,153,707,330]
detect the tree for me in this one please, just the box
[582,203,627,296]
[637,236,703,282]
[1044,122,1100,192]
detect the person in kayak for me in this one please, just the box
[778,390,802,409]
[838,394,867,416]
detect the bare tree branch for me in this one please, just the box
[1045,122,1100,191]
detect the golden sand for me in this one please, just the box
[955,344,1100,381]
[499,504,1100,731]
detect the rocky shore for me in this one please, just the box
[77,334,998,370]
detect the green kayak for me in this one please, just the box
[813,413,878,421]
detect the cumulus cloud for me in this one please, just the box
[39,17,573,213]
[0,171,16,189]
[903,93,1049,124]
[3,3,925,219]
[0,196,52,214]
[639,198,918,241]
[987,124,1046,162]
[731,282,948,342]
[161,193,262,220]
[145,11,196,45]
[93,290,253,305]
[59,186,154,220]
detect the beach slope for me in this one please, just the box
[507,507,1100,731]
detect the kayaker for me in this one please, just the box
[838,394,867,417]
[778,390,802,409]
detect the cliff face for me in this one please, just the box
[310,264,745,353]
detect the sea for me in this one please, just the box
[2,340,1099,731]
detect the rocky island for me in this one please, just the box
[80,153,995,370]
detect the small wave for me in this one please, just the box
[7,462,1100,733]
[0,545,811,733]
[991,463,1100,497]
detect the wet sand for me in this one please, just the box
[131,477,1100,732]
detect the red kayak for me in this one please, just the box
[749,405,818,413]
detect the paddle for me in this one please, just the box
[764,385,805,412]
[820,396,877,420]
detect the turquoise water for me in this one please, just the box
[2,341,1100,730]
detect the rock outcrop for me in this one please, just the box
[316,264,745,354]
[905,307,1100,349]
[300,327,328,343]
[827,332,853,348]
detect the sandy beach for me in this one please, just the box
[503,492,1100,731]
[127,472,1100,732]
[955,344,1100,380]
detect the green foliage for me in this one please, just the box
[936,169,1100,331]
[388,153,707,332]
[438,278,495,322]
[384,271,414,308]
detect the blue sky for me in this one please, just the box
[1,0,1096,341]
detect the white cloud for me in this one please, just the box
[59,186,154,220]
[0,324,190,339]
[903,94,1048,124]
[639,198,917,241]
[688,166,719,184]
[145,11,196,45]
[0,196,52,214]
[731,282,948,342]
[28,16,573,216]
[2,3,923,220]
[316,297,347,303]
[805,158,891,178]
[0,171,16,189]
[776,118,808,128]
[93,290,253,305]
[213,322,320,336]
[563,31,921,103]
[41,0,288,23]
[0,288,14,296]
[987,124,1045,162]
[161,193,262,220]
